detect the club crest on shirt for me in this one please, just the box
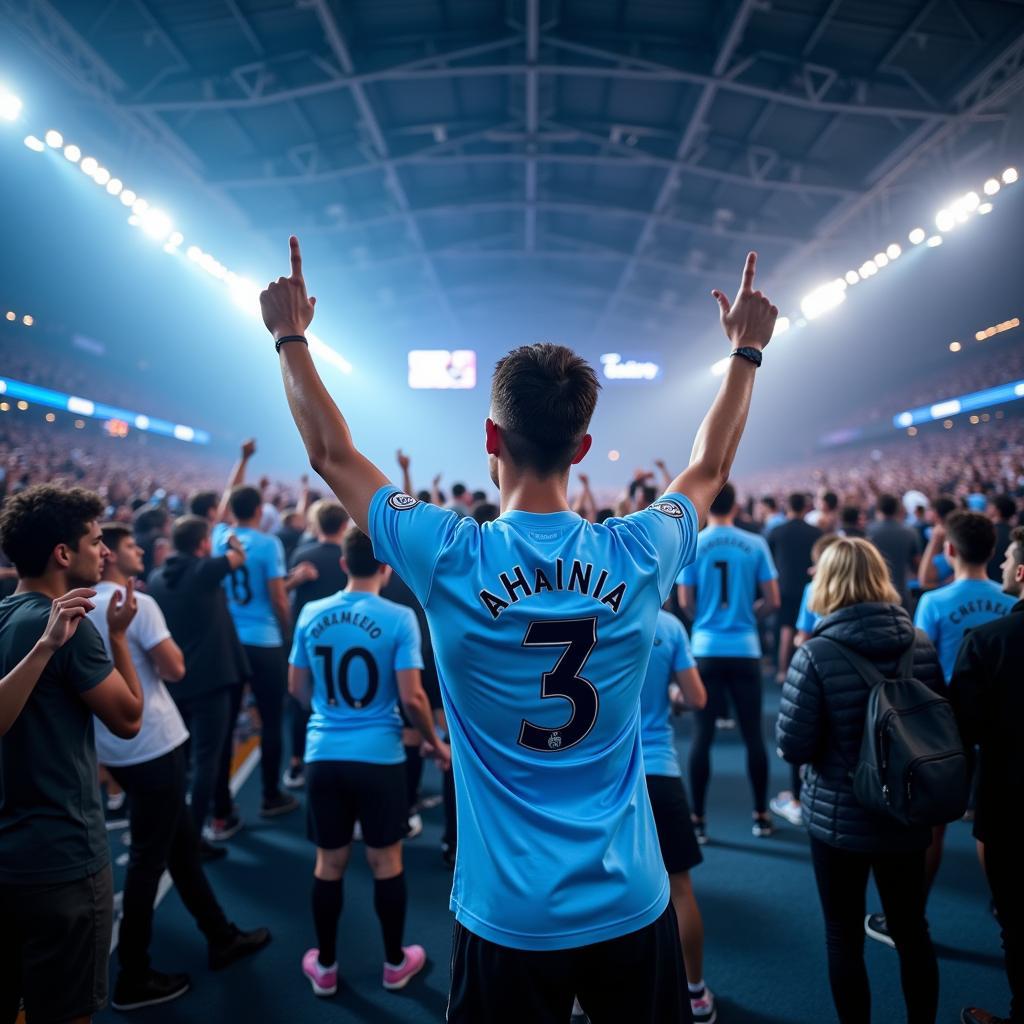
[548,732,562,750]
[387,492,419,511]
[650,500,684,518]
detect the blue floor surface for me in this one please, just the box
[97,686,1010,1022]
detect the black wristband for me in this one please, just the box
[274,334,308,354]
[730,346,763,367]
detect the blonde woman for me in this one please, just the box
[777,537,942,1024]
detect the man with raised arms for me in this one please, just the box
[261,237,778,1023]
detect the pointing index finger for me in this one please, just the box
[289,235,303,280]
[740,251,757,293]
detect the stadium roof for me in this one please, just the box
[4,0,1024,344]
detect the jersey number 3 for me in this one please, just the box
[518,617,599,753]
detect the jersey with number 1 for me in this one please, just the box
[289,591,423,765]
[678,524,777,658]
[369,486,698,951]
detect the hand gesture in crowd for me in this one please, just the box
[289,561,319,586]
[107,578,138,636]
[241,438,257,460]
[260,236,317,341]
[421,736,452,773]
[396,450,411,472]
[40,589,97,652]
[711,252,779,351]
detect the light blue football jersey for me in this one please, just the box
[289,591,423,765]
[211,524,287,647]
[677,524,777,658]
[914,577,1015,682]
[639,610,696,778]
[796,580,820,634]
[369,485,698,951]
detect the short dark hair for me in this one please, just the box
[172,515,210,555]
[1010,525,1024,567]
[933,495,958,520]
[229,485,262,521]
[416,490,432,504]
[787,492,807,515]
[134,505,168,535]
[877,493,900,518]
[820,491,839,512]
[841,505,861,527]
[315,502,348,537]
[472,490,487,504]
[342,526,381,578]
[189,490,218,518]
[761,495,777,511]
[991,494,1017,521]
[0,484,104,577]
[946,511,996,565]
[710,482,736,516]
[490,343,600,476]
[100,522,134,554]
[472,502,499,525]
[452,483,467,499]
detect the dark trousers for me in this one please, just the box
[689,657,768,817]
[986,837,1021,1021]
[448,903,691,1024]
[215,645,287,809]
[109,745,231,976]
[809,836,938,1024]
[442,758,457,852]
[175,688,232,830]
[289,694,310,763]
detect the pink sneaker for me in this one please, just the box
[301,948,337,997]
[382,944,426,990]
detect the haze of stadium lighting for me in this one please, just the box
[711,165,1019,376]
[4,86,352,375]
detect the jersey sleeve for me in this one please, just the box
[795,583,815,633]
[288,612,310,668]
[678,558,698,587]
[57,617,115,693]
[134,594,172,652]
[913,593,940,643]
[672,618,696,672]
[394,607,425,672]
[757,538,779,582]
[210,522,229,553]
[267,536,287,580]
[368,485,462,605]
[611,492,699,602]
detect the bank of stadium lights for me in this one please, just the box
[7,102,354,375]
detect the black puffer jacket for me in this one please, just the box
[777,601,944,853]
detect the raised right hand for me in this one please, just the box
[711,252,779,351]
[241,438,257,460]
[107,578,138,636]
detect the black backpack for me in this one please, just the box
[824,636,969,827]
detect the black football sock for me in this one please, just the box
[312,876,343,967]
[373,873,407,966]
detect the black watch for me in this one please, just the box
[730,346,763,367]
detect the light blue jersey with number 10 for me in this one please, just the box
[369,485,698,951]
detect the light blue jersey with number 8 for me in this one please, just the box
[369,485,698,951]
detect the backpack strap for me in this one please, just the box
[816,638,887,692]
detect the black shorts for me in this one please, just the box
[448,902,691,1024]
[646,775,703,875]
[778,591,803,629]
[306,759,408,849]
[0,864,114,1023]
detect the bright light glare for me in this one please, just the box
[119,189,137,207]
[0,87,22,122]
[45,129,62,148]
[228,276,260,313]
[166,231,184,248]
[983,178,1000,196]
[962,191,979,211]
[886,243,902,260]
[139,207,172,240]
[926,235,943,247]
[1003,167,1018,184]
[80,156,97,176]
[800,280,847,321]
[106,177,123,196]
[908,227,926,245]
[710,357,730,377]
[935,209,955,232]
[92,166,110,185]
[63,144,81,163]
[874,252,889,268]
[131,197,149,215]
[949,341,961,352]
[844,270,859,285]
[23,135,44,152]
[978,202,993,214]
[859,261,877,279]
[186,245,202,261]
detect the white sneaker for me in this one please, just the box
[406,813,423,839]
[769,793,803,826]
